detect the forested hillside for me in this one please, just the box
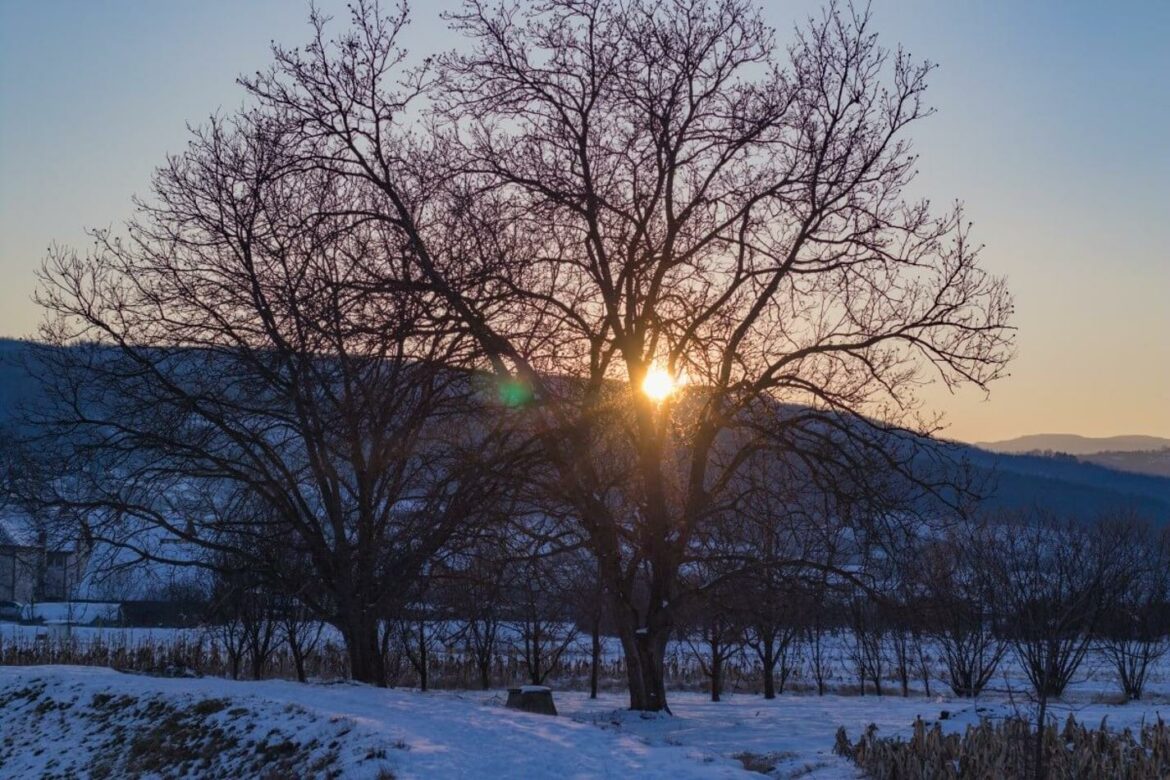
[4,338,1167,523]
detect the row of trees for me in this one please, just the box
[677,513,1170,706]
[202,547,594,691]
[9,0,1016,712]
[99,505,1163,715]
[133,508,1170,711]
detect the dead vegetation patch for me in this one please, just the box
[0,678,398,779]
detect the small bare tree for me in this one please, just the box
[886,597,928,698]
[280,594,325,684]
[397,587,449,692]
[921,526,1007,698]
[507,548,583,687]
[679,567,747,703]
[804,571,839,697]
[1096,523,1170,701]
[570,562,609,699]
[744,598,803,699]
[991,512,1136,780]
[207,569,279,680]
[448,543,511,690]
[847,590,887,696]
[995,515,1131,700]
[736,477,821,700]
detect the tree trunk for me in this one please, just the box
[917,642,931,698]
[617,613,671,712]
[598,512,674,712]
[761,640,776,700]
[710,648,723,702]
[250,651,265,680]
[340,612,386,686]
[418,619,429,692]
[590,617,601,699]
[529,621,542,685]
[291,644,307,683]
[1033,693,1048,780]
[778,641,796,696]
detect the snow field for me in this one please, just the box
[2,664,1170,778]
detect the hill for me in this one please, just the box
[959,447,1170,521]
[3,338,1169,523]
[0,338,37,412]
[977,433,1170,455]
[1080,448,1170,479]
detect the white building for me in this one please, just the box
[0,509,84,603]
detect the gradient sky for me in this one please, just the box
[1,1,1167,442]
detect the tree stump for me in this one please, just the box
[505,685,558,716]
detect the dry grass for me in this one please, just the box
[733,750,797,774]
[835,713,1170,779]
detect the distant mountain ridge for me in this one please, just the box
[977,433,1170,456]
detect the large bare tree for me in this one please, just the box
[31,102,518,684]
[38,0,1011,709]
[436,0,1011,710]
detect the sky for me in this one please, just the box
[1,0,1167,443]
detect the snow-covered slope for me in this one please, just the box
[0,667,758,779]
[3,665,1169,779]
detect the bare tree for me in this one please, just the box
[734,460,856,699]
[280,594,326,684]
[991,512,1135,780]
[886,597,926,698]
[36,0,1011,711]
[1096,523,1170,701]
[506,547,583,687]
[921,525,1006,698]
[207,571,254,681]
[680,572,745,702]
[241,592,281,680]
[571,562,609,699]
[448,542,511,690]
[31,87,516,685]
[398,602,446,692]
[204,557,285,679]
[743,588,803,699]
[210,612,250,682]
[995,515,1131,700]
[847,588,886,696]
[433,0,1012,710]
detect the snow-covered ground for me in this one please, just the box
[0,621,205,648]
[16,602,122,624]
[4,617,1170,777]
[2,665,1169,779]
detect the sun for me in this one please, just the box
[641,365,678,402]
